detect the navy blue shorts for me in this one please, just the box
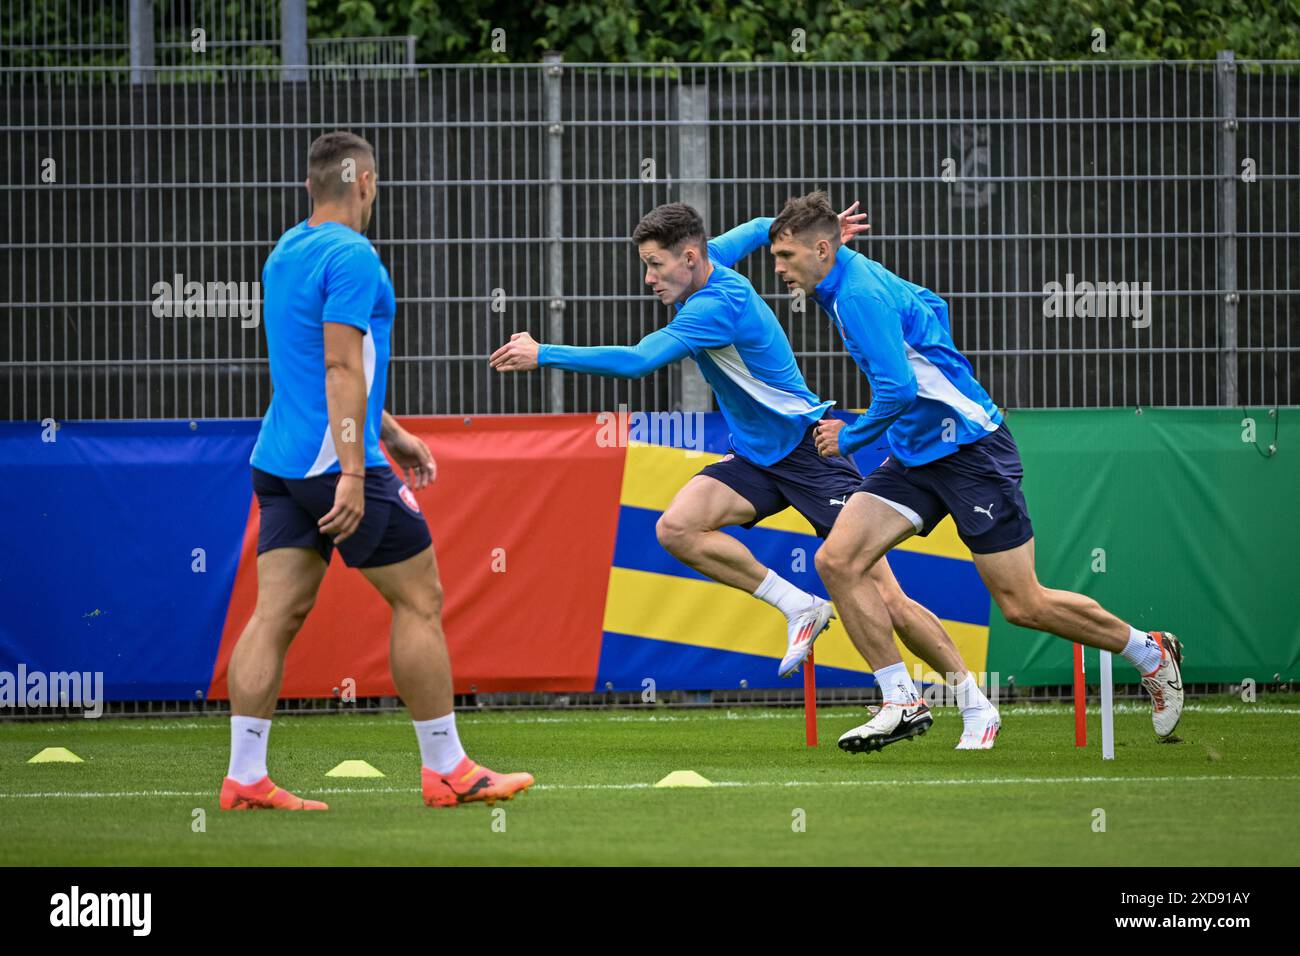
[253,466,432,569]
[857,424,1033,555]
[697,422,862,538]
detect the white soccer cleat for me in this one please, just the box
[837,700,933,754]
[955,707,1001,750]
[777,599,835,678]
[1141,631,1185,738]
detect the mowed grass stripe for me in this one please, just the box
[3,699,1297,734]
[4,774,1300,800]
[2,700,1297,865]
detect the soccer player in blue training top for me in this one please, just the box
[491,202,1004,748]
[223,131,533,810]
[712,191,1185,753]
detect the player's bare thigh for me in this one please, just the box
[969,536,1040,607]
[254,546,327,625]
[360,543,443,618]
[817,491,917,580]
[658,473,758,536]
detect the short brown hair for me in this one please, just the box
[769,191,839,245]
[308,131,375,201]
[632,203,708,255]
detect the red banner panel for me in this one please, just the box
[209,415,625,699]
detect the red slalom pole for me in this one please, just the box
[1073,643,1087,747]
[803,648,818,747]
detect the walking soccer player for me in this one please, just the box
[491,202,1003,749]
[712,191,1184,753]
[220,131,533,809]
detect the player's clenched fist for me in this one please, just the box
[814,418,845,458]
[490,331,540,372]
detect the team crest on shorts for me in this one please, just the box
[398,483,421,513]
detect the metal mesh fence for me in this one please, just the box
[1,1,415,81]
[2,0,279,73]
[3,58,1297,422]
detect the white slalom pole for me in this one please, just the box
[1100,650,1115,760]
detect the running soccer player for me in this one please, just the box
[714,191,1184,753]
[491,203,1002,748]
[220,131,533,809]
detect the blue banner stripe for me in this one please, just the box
[0,421,258,700]
[594,630,879,691]
[612,504,989,627]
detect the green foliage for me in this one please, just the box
[4,0,1299,63]
[3,0,125,67]
[509,0,1300,63]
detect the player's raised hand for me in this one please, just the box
[837,201,871,244]
[814,418,846,458]
[490,331,540,372]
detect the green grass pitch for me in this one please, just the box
[2,696,1298,866]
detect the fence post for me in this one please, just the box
[281,0,308,83]
[128,0,154,86]
[544,52,566,413]
[676,83,713,413]
[1216,50,1239,406]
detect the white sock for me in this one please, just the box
[227,716,271,785]
[1120,627,1163,675]
[952,673,992,717]
[414,713,467,774]
[875,662,920,705]
[753,569,817,618]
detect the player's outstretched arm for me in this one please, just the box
[707,217,775,268]
[490,328,690,380]
[708,203,871,268]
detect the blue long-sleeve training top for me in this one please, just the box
[718,216,1003,466]
[814,245,1002,464]
[536,222,832,466]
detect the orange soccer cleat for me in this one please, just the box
[219,775,329,811]
[422,756,535,808]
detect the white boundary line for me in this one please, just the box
[2,774,1298,800]
[4,703,1297,732]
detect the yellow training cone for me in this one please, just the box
[28,747,83,764]
[325,760,385,778]
[654,770,713,788]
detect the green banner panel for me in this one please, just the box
[985,407,1298,686]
